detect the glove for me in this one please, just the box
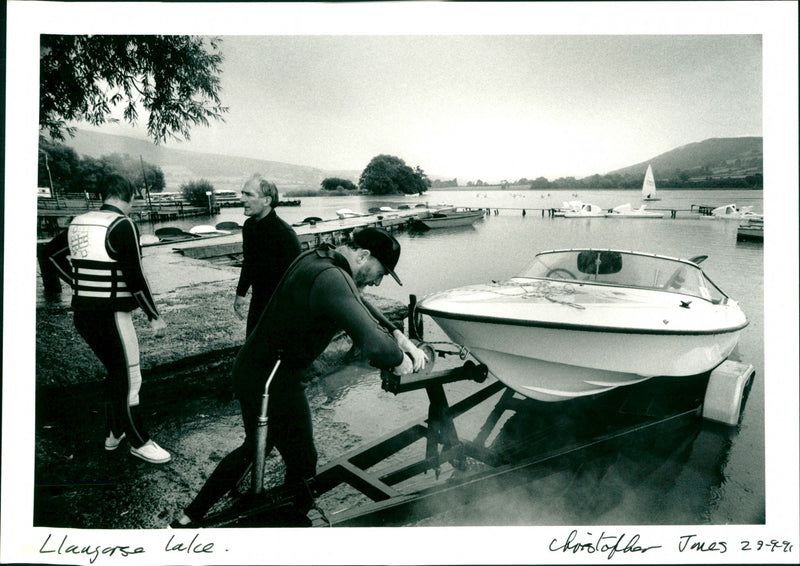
[393,330,429,372]
[393,353,414,376]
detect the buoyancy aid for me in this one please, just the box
[68,210,134,308]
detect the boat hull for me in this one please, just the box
[417,211,484,229]
[428,314,742,402]
[418,273,747,402]
[736,226,764,242]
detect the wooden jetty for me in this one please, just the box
[168,208,443,260]
[37,196,216,239]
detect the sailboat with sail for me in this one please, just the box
[641,164,660,201]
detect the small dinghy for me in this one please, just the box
[189,225,231,236]
[215,221,242,231]
[154,227,197,241]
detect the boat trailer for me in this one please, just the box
[194,306,755,528]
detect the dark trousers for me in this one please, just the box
[184,379,317,521]
[73,310,150,448]
[245,293,268,337]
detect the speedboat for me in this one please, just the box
[605,203,664,218]
[416,249,748,402]
[415,209,485,229]
[706,204,763,220]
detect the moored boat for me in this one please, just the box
[414,209,485,229]
[336,208,364,219]
[417,249,747,402]
[706,203,763,220]
[605,203,664,218]
[562,202,606,217]
[736,216,764,242]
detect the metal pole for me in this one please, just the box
[40,150,58,209]
[139,156,154,219]
[253,358,282,494]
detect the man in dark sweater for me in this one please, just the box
[234,174,302,336]
[172,228,428,527]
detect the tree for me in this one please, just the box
[529,176,550,189]
[40,35,228,143]
[38,137,165,197]
[359,155,429,195]
[321,177,357,191]
[181,179,216,207]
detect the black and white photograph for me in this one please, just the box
[3,1,798,564]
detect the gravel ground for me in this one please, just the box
[34,255,408,529]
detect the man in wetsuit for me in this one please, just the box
[172,228,428,527]
[44,174,171,464]
[234,174,301,336]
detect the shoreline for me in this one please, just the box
[35,252,408,390]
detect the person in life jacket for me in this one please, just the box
[44,174,171,464]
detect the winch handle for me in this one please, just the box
[254,357,281,494]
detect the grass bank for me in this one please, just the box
[35,278,408,390]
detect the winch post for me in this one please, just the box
[408,294,423,341]
[425,383,464,476]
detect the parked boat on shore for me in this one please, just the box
[417,248,747,402]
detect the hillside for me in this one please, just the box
[606,137,762,180]
[62,129,357,188]
[61,130,762,188]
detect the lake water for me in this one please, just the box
[144,189,765,526]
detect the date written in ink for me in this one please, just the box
[678,534,794,554]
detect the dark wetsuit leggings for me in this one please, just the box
[184,380,317,521]
[73,310,150,448]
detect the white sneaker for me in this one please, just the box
[104,431,126,451]
[129,439,171,464]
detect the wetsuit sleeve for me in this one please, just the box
[107,216,160,320]
[236,224,252,297]
[309,268,404,369]
[363,296,403,333]
[41,230,74,284]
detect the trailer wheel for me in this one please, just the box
[702,360,756,426]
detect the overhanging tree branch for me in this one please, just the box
[40,35,229,144]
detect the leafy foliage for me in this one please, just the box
[40,35,228,143]
[321,177,358,191]
[358,155,430,195]
[38,137,164,197]
[181,179,216,207]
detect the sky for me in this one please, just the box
[82,33,761,182]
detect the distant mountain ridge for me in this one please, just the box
[61,129,762,187]
[606,137,762,179]
[62,129,357,188]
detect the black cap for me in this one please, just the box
[352,228,402,285]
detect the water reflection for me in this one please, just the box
[400,372,759,526]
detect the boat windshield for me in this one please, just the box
[518,250,728,302]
